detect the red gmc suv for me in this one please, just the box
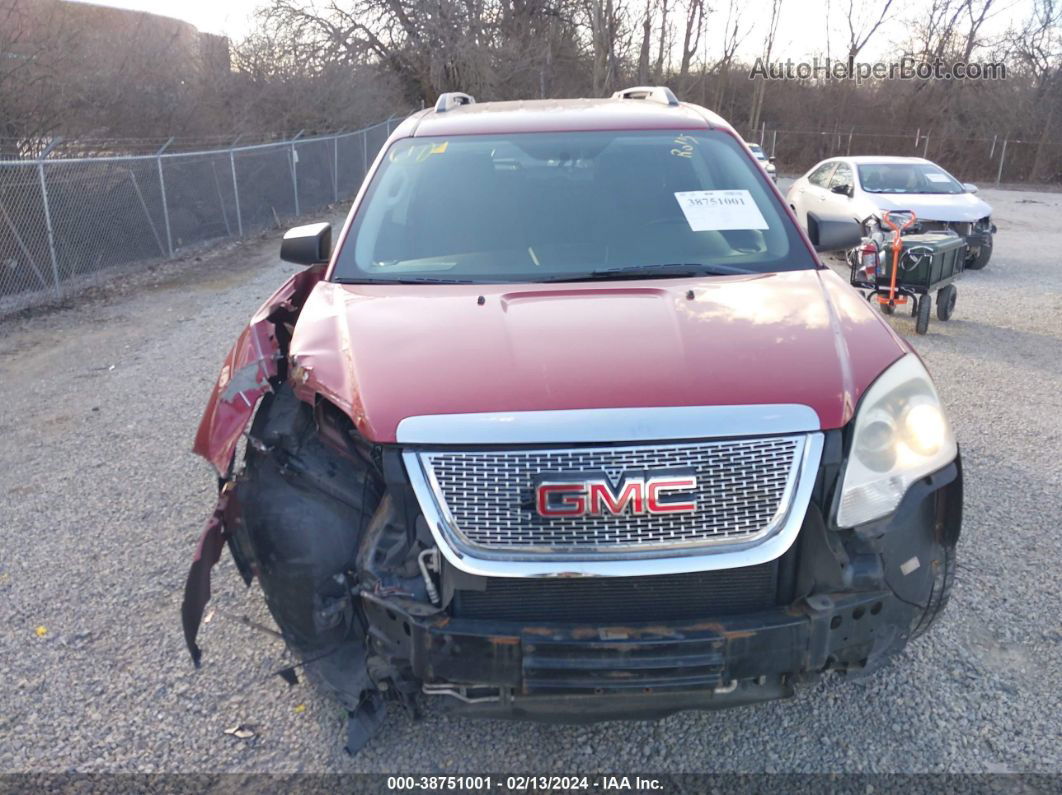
[182,88,962,754]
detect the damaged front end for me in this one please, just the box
[356,443,961,722]
[182,235,962,757]
[180,245,443,752]
[183,346,962,751]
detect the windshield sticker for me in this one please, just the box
[674,190,769,231]
[925,172,951,183]
[391,142,450,164]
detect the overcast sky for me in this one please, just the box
[70,0,1029,62]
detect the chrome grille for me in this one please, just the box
[417,436,805,555]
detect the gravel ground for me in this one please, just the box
[1,185,1060,775]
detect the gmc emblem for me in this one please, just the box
[532,470,698,518]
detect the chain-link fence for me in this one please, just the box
[0,117,403,302]
[745,126,1062,186]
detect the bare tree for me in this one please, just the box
[587,0,618,94]
[654,0,670,80]
[912,0,998,61]
[712,0,745,111]
[0,0,77,157]
[844,0,895,66]
[959,0,997,60]
[1,0,1059,186]
[747,0,782,132]
[678,0,706,86]
[824,0,832,62]
[911,0,961,60]
[637,0,653,83]
[1013,0,1062,179]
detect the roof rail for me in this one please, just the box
[434,92,476,112]
[611,86,680,106]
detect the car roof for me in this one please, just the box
[404,97,732,137]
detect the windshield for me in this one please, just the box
[857,163,965,195]
[333,130,814,284]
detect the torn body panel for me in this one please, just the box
[183,265,326,670]
[180,488,238,667]
[192,265,325,475]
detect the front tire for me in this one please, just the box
[237,386,383,708]
[965,239,992,270]
[911,544,956,638]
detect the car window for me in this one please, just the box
[333,130,816,284]
[807,161,837,188]
[857,162,965,194]
[828,163,853,189]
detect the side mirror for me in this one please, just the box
[830,183,852,197]
[280,222,332,265]
[806,212,864,252]
[963,182,979,194]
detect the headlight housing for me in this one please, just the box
[836,354,957,527]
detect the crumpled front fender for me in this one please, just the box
[192,265,325,475]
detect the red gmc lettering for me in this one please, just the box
[587,480,644,515]
[536,475,697,517]
[535,483,586,517]
[646,477,698,513]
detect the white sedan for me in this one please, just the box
[786,156,995,269]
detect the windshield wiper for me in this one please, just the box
[543,263,753,282]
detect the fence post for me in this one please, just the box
[229,134,244,238]
[923,134,930,158]
[157,137,174,257]
[333,134,339,202]
[996,139,1008,185]
[36,139,63,298]
[290,130,304,217]
[128,170,166,257]
[771,129,777,157]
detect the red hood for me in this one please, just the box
[288,268,907,443]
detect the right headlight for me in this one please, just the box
[836,354,957,527]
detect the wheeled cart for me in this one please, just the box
[851,211,967,335]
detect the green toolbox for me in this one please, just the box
[888,232,967,288]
